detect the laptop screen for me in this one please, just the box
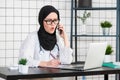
[84,42,107,70]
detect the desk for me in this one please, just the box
[0,67,120,80]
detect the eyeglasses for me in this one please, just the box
[44,19,59,25]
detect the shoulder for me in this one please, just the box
[23,31,38,44]
[29,31,38,36]
[27,31,38,39]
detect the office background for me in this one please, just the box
[0,0,116,80]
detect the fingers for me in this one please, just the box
[57,23,63,29]
[57,24,65,34]
[51,59,60,65]
[49,59,60,67]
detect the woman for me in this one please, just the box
[19,5,73,80]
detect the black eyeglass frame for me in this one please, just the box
[44,19,59,25]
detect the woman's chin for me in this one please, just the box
[49,32,54,34]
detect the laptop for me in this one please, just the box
[39,42,107,71]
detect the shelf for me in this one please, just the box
[71,0,120,65]
[73,7,117,10]
[71,0,120,80]
[72,35,119,37]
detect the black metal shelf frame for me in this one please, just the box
[73,7,116,10]
[70,0,120,80]
[70,0,120,64]
[72,35,120,37]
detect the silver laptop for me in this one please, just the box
[54,42,108,71]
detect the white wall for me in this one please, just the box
[0,0,71,66]
[0,0,117,80]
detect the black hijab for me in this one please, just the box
[38,5,60,50]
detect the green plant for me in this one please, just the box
[77,10,91,24]
[18,58,27,65]
[105,45,113,55]
[100,21,112,28]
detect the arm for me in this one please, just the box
[57,24,70,47]
[39,59,60,67]
[19,32,60,67]
[19,32,40,67]
[57,24,73,64]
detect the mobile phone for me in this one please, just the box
[57,24,62,35]
[58,29,62,34]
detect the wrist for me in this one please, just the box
[39,61,48,67]
[63,34,70,47]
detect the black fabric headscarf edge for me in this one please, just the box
[37,5,60,50]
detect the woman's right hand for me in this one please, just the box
[47,59,60,67]
[39,59,60,67]
[57,23,70,47]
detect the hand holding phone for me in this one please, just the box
[57,24,63,35]
[58,28,62,34]
[57,23,70,47]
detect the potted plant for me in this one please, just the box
[104,45,113,62]
[77,10,91,34]
[77,10,91,24]
[100,21,112,35]
[18,58,28,73]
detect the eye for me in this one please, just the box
[45,20,51,22]
[54,19,58,22]
[44,19,59,25]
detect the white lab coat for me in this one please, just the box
[19,31,74,80]
[19,31,73,67]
